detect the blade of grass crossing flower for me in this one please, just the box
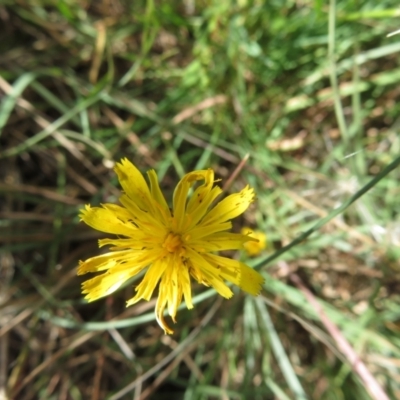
[255,297,308,400]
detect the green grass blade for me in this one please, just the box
[255,298,308,400]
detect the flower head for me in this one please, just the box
[241,227,267,256]
[78,158,264,334]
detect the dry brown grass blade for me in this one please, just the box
[102,106,154,166]
[178,133,239,164]
[222,153,250,192]
[290,273,390,400]
[89,21,107,84]
[0,182,82,205]
[91,351,105,400]
[172,95,227,124]
[137,350,186,400]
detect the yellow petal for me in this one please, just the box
[238,262,264,295]
[81,271,130,301]
[155,286,174,334]
[186,186,223,230]
[202,270,234,298]
[187,222,232,240]
[127,258,168,304]
[101,203,134,222]
[119,194,168,234]
[190,232,256,252]
[80,254,158,301]
[201,186,255,226]
[166,270,181,321]
[78,250,130,274]
[186,169,215,213]
[173,170,213,229]
[99,238,145,250]
[114,158,153,212]
[202,253,264,295]
[180,263,193,309]
[201,253,241,285]
[172,177,191,226]
[80,204,137,236]
[185,248,233,298]
[147,169,171,221]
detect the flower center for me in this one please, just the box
[163,232,183,253]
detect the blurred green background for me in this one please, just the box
[1,1,400,399]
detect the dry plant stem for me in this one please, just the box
[139,330,215,399]
[161,336,203,380]
[177,130,240,164]
[172,95,227,124]
[91,350,105,400]
[89,21,106,84]
[109,297,223,400]
[138,350,187,400]
[222,153,250,192]
[102,106,154,166]
[290,273,390,400]
[0,182,82,205]
[64,163,98,194]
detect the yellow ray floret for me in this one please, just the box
[77,158,264,334]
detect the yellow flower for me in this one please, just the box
[241,228,267,256]
[78,158,264,334]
